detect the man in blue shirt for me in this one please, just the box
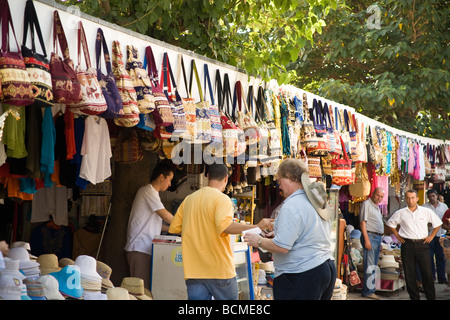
[244,158,336,300]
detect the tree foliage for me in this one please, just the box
[56,0,337,84]
[56,0,449,140]
[289,0,450,140]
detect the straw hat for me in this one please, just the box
[120,277,152,300]
[38,254,61,275]
[58,258,74,268]
[38,275,65,300]
[378,255,399,269]
[301,173,332,220]
[96,261,114,292]
[10,241,31,251]
[106,287,131,300]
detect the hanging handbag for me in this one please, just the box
[231,80,247,158]
[343,109,357,157]
[235,81,259,146]
[307,156,322,179]
[176,54,196,142]
[0,0,34,106]
[300,93,318,149]
[95,28,123,119]
[145,45,173,128]
[352,114,367,163]
[331,136,354,186]
[255,85,269,161]
[113,128,143,164]
[111,40,140,127]
[50,10,82,105]
[349,162,371,198]
[219,73,239,158]
[307,99,329,157]
[161,52,186,138]
[126,45,155,114]
[189,59,211,144]
[329,105,342,156]
[323,103,336,154]
[21,0,52,108]
[204,64,222,145]
[70,22,108,116]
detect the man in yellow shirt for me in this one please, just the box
[169,164,273,300]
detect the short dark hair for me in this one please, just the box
[405,189,418,196]
[426,189,438,196]
[150,162,174,182]
[207,164,229,181]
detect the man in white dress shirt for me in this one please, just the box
[386,189,443,300]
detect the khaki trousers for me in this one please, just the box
[126,251,152,289]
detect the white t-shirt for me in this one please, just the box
[386,205,443,239]
[124,184,165,255]
[79,116,112,184]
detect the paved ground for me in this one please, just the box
[346,282,450,300]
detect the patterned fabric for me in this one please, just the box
[21,0,53,108]
[70,22,108,116]
[126,45,155,114]
[95,28,123,119]
[111,41,139,127]
[50,10,82,105]
[0,0,34,106]
[145,46,173,127]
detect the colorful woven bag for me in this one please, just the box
[111,41,140,127]
[331,136,354,185]
[126,45,155,114]
[189,59,211,144]
[161,52,186,138]
[70,22,108,116]
[204,64,222,144]
[145,45,173,128]
[50,10,82,105]
[0,0,34,106]
[95,28,123,119]
[176,54,196,142]
[21,0,53,107]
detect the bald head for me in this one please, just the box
[371,187,385,205]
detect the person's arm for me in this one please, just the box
[222,218,274,235]
[0,240,9,256]
[168,202,184,235]
[243,233,289,254]
[155,208,174,224]
[388,226,404,244]
[360,220,372,250]
[424,226,440,244]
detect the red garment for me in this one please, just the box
[64,110,76,160]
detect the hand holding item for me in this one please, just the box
[243,233,262,247]
[257,218,274,233]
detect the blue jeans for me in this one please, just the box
[185,278,238,300]
[360,233,382,296]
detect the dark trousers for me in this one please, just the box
[429,236,447,283]
[401,239,436,300]
[273,259,336,300]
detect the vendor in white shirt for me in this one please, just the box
[422,189,448,285]
[386,189,443,300]
[124,162,174,289]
